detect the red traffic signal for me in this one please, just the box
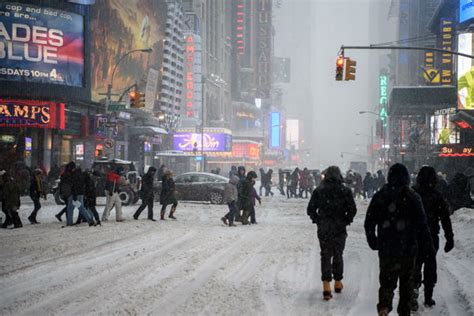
[336,56,344,81]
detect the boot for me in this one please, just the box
[410,287,419,312]
[334,280,343,293]
[378,307,389,316]
[323,281,332,301]
[169,206,177,220]
[221,217,228,225]
[160,210,166,220]
[424,287,436,307]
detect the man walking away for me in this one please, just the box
[364,163,435,316]
[28,168,46,224]
[240,171,257,225]
[264,169,274,197]
[83,170,101,226]
[1,172,22,229]
[134,166,157,221]
[307,166,357,301]
[221,175,239,227]
[259,168,266,196]
[411,166,454,310]
[67,167,94,226]
[102,167,126,222]
[55,162,75,222]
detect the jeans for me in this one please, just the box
[66,195,92,226]
[29,197,41,220]
[224,201,237,224]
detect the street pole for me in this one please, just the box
[340,45,474,59]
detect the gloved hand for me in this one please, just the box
[368,237,378,251]
[444,238,454,253]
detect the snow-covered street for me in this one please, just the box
[1,195,473,316]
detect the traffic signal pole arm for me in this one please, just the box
[340,45,474,59]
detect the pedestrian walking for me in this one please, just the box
[102,167,126,222]
[259,168,266,196]
[411,166,454,310]
[160,169,178,220]
[235,166,246,222]
[83,170,101,226]
[221,175,239,227]
[250,178,261,224]
[28,168,46,224]
[1,172,22,229]
[229,165,238,178]
[55,162,75,222]
[363,172,374,199]
[133,166,157,221]
[67,167,95,226]
[364,163,435,316]
[240,171,257,225]
[307,166,357,301]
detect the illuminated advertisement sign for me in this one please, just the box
[460,0,474,23]
[90,0,167,101]
[0,99,65,129]
[379,74,389,127]
[0,2,84,87]
[173,132,232,152]
[286,119,299,150]
[25,137,32,151]
[439,19,454,85]
[439,146,474,157]
[184,34,203,119]
[270,112,281,148]
[430,108,460,145]
[457,33,474,110]
[232,142,260,159]
[256,0,272,98]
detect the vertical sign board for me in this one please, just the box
[439,19,455,86]
[256,0,272,99]
[145,68,159,111]
[270,112,281,148]
[379,75,389,129]
[185,35,195,118]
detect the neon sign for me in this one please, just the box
[185,35,194,117]
[0,99,64,129]
[379,75,388,127]
[438,146,474,157]
[173,132,231,152]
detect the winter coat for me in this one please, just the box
[447,173,474,212]
[83,173,97,208]
[363,174,374,191]
[299,171,309,188]
[105,171,123,193]
[224,176,239,204]
[140,171,155,199]
[160,176,176,205]
[307,179,357,239]
[413,185,453,243]
[29,175,45,200]
[239,179,254,209]
[2,178,21,211]
[250,185,261,206]
[71,169,86,198]
[365,184,434,258]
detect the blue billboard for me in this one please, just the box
[0,2,84,87]
[270,112,281,148]
[460,0,474,23]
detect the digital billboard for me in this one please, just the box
[173,132,232,152]
[90,0,167,102]
[430,110,460,145]
[460,0,474,23]
[0,2,84,87]
[270,112,281,148]
[457,33,474,110]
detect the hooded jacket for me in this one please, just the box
[224,175,239,204]
[307,166,357,239]
[365,163,434,258]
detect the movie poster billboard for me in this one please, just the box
[91,0,167,102]
[0,2,84,87]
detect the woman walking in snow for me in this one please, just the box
[160,169,178,220]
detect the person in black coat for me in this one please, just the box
[55,162,75,222]
[160,169,178,220]
[1,172,22,229]
[447,172,474,213]
[134,166,157,221]
[66,167,94,226]
[364,163,435,316]
[240,171,258,225]
[307,166,357,301]
[363,172,374,199]
[83,170,101,226]
[411,166,454,309]
[28,168,46,224]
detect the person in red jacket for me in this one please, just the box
[102,167,126,222]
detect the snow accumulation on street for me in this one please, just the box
[1,195,473,316]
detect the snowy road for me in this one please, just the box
[1,196,473,315]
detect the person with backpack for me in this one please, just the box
[133,166,157,221]
[307,166,357,301]
[102,167,126,222]
[28,168,47,224]
[364,163,435,316]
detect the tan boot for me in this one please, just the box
[334,280,343,293]
[378,307,389,316]
[323,281,332,301]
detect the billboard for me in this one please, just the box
[286,119,299,150]
[0,2,84,87]
[430,109,460,145]
[460,0,474,23]
[0,99,65,129]
[270,112,281,148]
[90,0,167,101]
[457,33,474,109]
[173,132,232,152]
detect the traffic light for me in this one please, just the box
[129,91,146,108]
[345,58,357,81]
[335,56,344,81]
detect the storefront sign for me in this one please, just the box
[0,2,84,87]
[25,137,32,151]
[439,19,454,85]
[0,134,15,143]
[256,0,272,98]
[379,74,389,127]
[173,132,231,152]
[439,146,474,157]
[0,99,64,129]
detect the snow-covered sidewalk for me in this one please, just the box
[1,196,473,315]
